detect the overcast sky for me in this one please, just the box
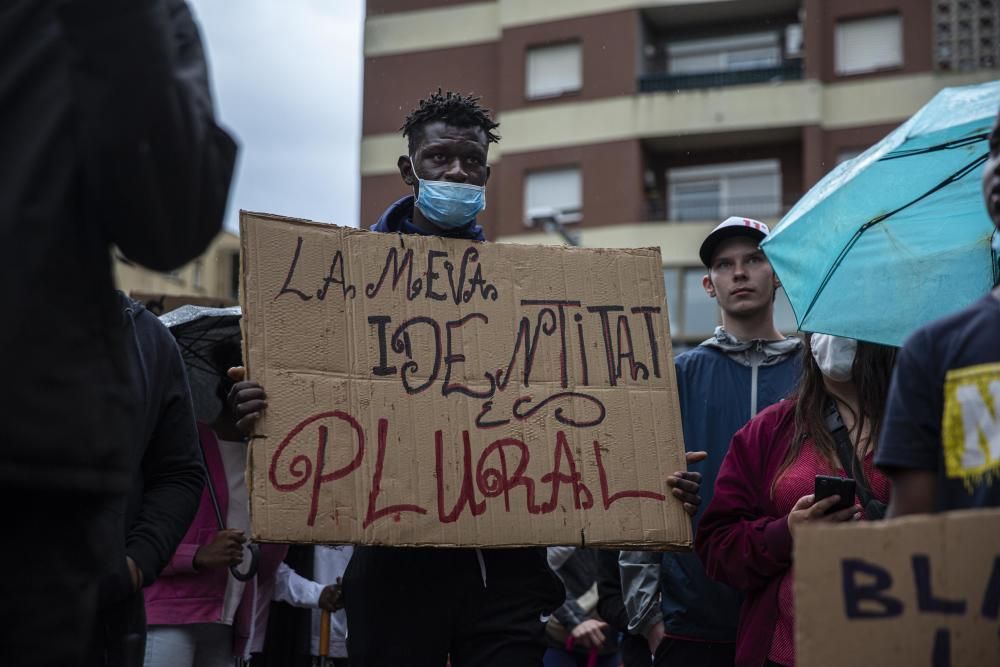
[188,0,364,232]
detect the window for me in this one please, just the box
[663,268,680,335]
[668,159,782,222]
[662,266,721,341]
[774,287,798,334]
[665,267,797,342]
[934,0,1000,71]
[835,14,903,75]
[526,42,582,99]
[524,167,582,225]
[683,269,719,337]
[668,32,781,74]
[192,259,204,290]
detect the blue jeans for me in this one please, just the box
[144,623,233,667]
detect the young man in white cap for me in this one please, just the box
[621,217,803,667]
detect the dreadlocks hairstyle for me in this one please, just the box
[401,89,501,154]
[770,335,898,498]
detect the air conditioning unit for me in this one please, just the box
[785,23,803,58]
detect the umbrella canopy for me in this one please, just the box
[762,80,1000,347]
[160,304,242,422]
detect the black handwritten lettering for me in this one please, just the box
[368,316,397,376]
[586,305,624,386]
[316,250,356,300]
[276,236,313,301]
[442,313,495,399]
[574,312,589,385]
[632,306,662,378]
[913,555,966,614]
[841,559,904,619]
[496,308,559,390]
[616,315,649,381]
[366,248,421,300]
[391,316,442,395]
[425,250,448,301]
[512,392,606,428]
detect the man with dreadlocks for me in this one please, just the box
[347,90,568,666]
[372,89,499,239]
[231,91,560,666]
[230,90,701,666]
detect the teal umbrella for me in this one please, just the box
[762,80,1000,347]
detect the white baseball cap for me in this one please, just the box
[699,216,770,267]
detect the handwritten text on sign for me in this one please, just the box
[795,510,1000,667]
[240,212,689,548]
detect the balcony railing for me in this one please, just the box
[645,194,800,222]
[638,62,804,93]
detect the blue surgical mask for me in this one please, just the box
[411,163,486,229]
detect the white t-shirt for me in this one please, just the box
[217,438,250,625]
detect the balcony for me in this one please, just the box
[645,194,800,223]
[638,62,804,93]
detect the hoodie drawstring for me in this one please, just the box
[475,549,487,589]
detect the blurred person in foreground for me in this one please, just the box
[87,293,205,666]
[0,0,236,663]
[621,218,802,667]
[228,90,703,667]
[877,110,1000,514]
[696,336,897,667]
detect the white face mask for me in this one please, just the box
[810,334,857,382]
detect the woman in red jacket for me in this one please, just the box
[695,334,896,667]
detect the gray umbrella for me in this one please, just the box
[159,305,242,423]
[160,304,259,584]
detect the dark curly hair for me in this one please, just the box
[401,89,500,154]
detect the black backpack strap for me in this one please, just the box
[824,400,877,510]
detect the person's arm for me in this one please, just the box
[125,316,205,585]
[885,470,938,517]
[876,331,942,516]
[595,550,629,633]
[273,562,325,608]
[617,550,662,639]
[59,0,237,270]
[695,416,793,592]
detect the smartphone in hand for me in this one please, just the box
[814,475,855,514]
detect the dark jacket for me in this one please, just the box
[91,294,205,665]
[346,194,564,624]
[0,0,237,495]
[548,548,619,654]
[119,293,204,591]
[372,195,486,241]
[621,329,801,642]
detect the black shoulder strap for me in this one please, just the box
[824,401,876,509]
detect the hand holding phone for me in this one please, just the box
[814,475,856,514]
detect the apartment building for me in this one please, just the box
[114,230,241,307]
[361,0,999,345]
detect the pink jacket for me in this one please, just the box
[145,423,288,657]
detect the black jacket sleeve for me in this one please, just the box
[126,312,205,586]
[596,549,630,633]
[59,0,237,271]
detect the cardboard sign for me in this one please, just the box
[239,211,690,548]
[795,509,1000,667]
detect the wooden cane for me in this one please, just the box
[319,608,331,666]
